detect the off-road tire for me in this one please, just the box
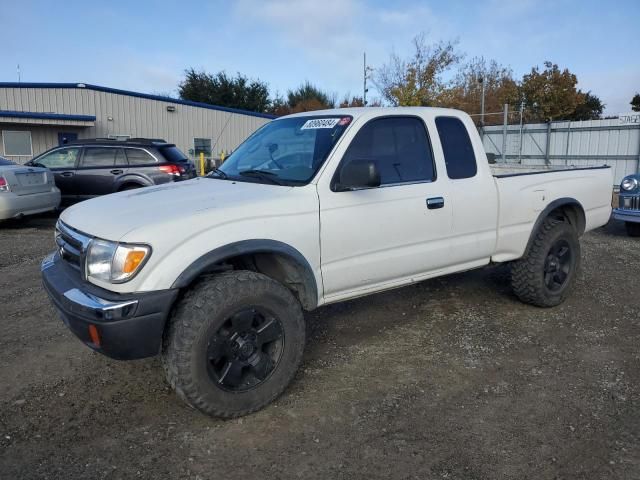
[162,270,305,418]
[510,218,580,307]
[625,222,640,237]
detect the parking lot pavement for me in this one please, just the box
[0,214,639,480]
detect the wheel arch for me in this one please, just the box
[524,197,585,254]
[114,175,152,192]
[171,240,319,311]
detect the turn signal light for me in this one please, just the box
[123,250,146,273]
[88,324,101,347]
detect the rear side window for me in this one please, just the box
[81,148,125,167]
[342,116,435,185]
[159,146,189,163]
[125,148,156,165]
[435,117,477,179]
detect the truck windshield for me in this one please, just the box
[217,115,352,185]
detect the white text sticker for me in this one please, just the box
[301,118,341,130]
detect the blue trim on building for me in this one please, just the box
[0,110,96,122]
[0,82,276,120]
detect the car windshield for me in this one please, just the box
[217,115,352,185]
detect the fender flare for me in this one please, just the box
[171,239,319,309]
[524,197,586,254]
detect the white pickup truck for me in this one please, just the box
[42,107,612,418]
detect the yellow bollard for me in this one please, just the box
[199,152,205,176]
[220,151,226,163]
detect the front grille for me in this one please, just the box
[620,194,640,211]
[55,221,92,271]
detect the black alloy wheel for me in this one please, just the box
[206,308,284,391]
[543,239,572,292]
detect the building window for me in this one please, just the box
[194,138,212,157]
[2,130,33,156]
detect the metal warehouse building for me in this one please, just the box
[0,82,273,164]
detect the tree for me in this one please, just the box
[268,82,335,116]
[374,34,461,106]
[568,91,604,120]
[519,62,583,122]
[286,82,335,113]
[631,93,640,112]
[178,68,270,113]
[436,57,519,124]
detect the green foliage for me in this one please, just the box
[568,92,604,121]
[519,62,582,121]
[178,69,270,113]
[631,93,640,112]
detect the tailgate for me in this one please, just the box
[6,168,52,195]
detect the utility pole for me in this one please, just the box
[363,52,374,106]
[478,76,485,126]
[17,64,21,83]
[363,52,368,106]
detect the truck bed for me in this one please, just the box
[490,165,613,262]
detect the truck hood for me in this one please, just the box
[60,178,293,241]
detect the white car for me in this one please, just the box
[0,157,60,220]
[41,107,613,418]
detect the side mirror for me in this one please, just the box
[486,152,496,164]
[334,159,381,191]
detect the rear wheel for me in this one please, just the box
[162,270,305,418]
[511,218,580,307]
[625,222,640,237]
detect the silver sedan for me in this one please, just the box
[0,156,61,220]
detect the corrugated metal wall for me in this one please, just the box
[481,118,640,185]
[0,86,271,163]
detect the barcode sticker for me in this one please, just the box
[301,118,341,130]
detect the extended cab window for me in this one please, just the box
[34,147,80,168]
[125,148,156,165]
[82,147,123,167]
[342,117,435,185]
[435,117,477,179]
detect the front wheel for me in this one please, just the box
[162,271,305,418]
[625,222,640,237]
[510,218,580,307]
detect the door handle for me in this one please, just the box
[60,171,74,177]
[110,169,123,175]
[426,197,445,209]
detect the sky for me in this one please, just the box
[1,0,638,114]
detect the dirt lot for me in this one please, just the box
[1,214,639,480]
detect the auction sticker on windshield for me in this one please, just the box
[301,118,341,129]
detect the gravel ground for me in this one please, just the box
[0,213,639,480]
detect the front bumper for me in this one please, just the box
[41,251,178,360]
[612,208,640,224]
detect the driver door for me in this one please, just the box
[319,116,453,300]
[31,147,81,199]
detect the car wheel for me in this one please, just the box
[510,218,580,307]
[162,270,305,418]
[625,222,640,237]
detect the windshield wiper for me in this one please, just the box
[207,167,228,179]
[238,169,284,185]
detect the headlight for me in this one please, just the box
[86,239,151,283]
[621,177,638,191]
